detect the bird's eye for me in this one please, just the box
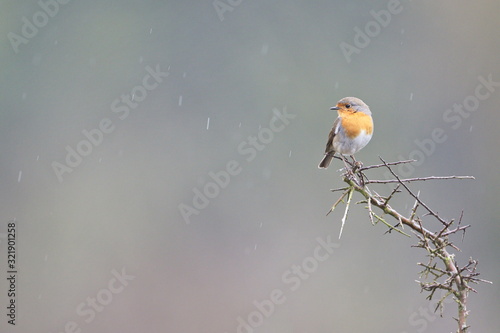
[345,104,351,108]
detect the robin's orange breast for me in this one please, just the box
[339,111,373,139]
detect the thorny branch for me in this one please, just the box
[326,156,491,333]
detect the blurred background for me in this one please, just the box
[1,1,499,332]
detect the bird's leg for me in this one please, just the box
[339,155,354,178]
[350,155,367,187]
[351,155,363,169]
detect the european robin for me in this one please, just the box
[318,97,373,169]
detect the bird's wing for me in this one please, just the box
[324,117,341,154]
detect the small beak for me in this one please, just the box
[330,106,339,110]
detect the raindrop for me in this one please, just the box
[289,150,292,158]
[150,28,153,34]
[410,93,413,101]
[17,171,22,182]
[178,95,183,106]
[261,44,269,55]
[206,117,210,130]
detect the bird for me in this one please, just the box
[318,97,373,169]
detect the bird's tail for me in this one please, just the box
[318,154,333,169]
